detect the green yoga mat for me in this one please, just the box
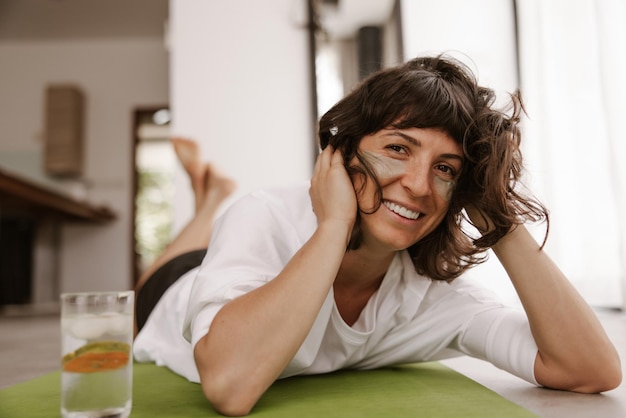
[0,362,538,417]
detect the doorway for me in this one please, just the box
[131,107,174,286]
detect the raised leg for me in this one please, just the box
[134,137,236,320]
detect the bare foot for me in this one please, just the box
[199,163,237,213]
[171,137,208,211]
[171,137,236,213]
[171,137,202,176]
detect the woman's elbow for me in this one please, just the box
[537,353,623,393]
[194,340,261,416]
[207,393,255,417]
[577,362,622,394]
[200,374,258,416]
[577,351,622,393]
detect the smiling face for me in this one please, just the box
[352,127,463,254]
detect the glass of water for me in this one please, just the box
[60,291,134,418]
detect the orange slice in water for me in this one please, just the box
[62,341,130,373]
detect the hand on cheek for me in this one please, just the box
[310,147,358,229]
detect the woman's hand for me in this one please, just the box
[464,204,495,235]
[309,146,357,235]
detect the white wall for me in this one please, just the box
[401,0,518,102]
[0,39,169,293]
[169,0,314,232]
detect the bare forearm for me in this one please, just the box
[492,226,621,392]
[194,221,350,415]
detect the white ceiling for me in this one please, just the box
[0,0,168,40]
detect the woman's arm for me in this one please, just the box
[194,147,356,416]
[490,225,622,393]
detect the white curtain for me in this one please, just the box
[515,0,626,309]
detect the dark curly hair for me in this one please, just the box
[318,54,548,281]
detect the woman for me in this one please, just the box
[134,55,621,416]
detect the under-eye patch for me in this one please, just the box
[361,151,406,179]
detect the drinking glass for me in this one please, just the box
[60,291,134,418]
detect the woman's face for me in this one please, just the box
[352,126,463,254]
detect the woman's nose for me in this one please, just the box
[400,164,432,198]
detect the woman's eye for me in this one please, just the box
[435,164,457,178]
[386,144,406,154]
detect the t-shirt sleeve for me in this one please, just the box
[451,302,539,385]
[182,191,307,349]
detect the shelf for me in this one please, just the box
[0,167,116,223]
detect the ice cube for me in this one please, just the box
[102,313,131,336]
[68,315,108,340]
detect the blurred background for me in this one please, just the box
[0,0,624,313]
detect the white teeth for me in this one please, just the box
[383,201,420,220]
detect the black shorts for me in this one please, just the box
[135,249,207,332]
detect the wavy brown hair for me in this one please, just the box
[318,54,548,281]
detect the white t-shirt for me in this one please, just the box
[134,182,539,385]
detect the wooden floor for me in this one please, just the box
[0,303,61,389]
